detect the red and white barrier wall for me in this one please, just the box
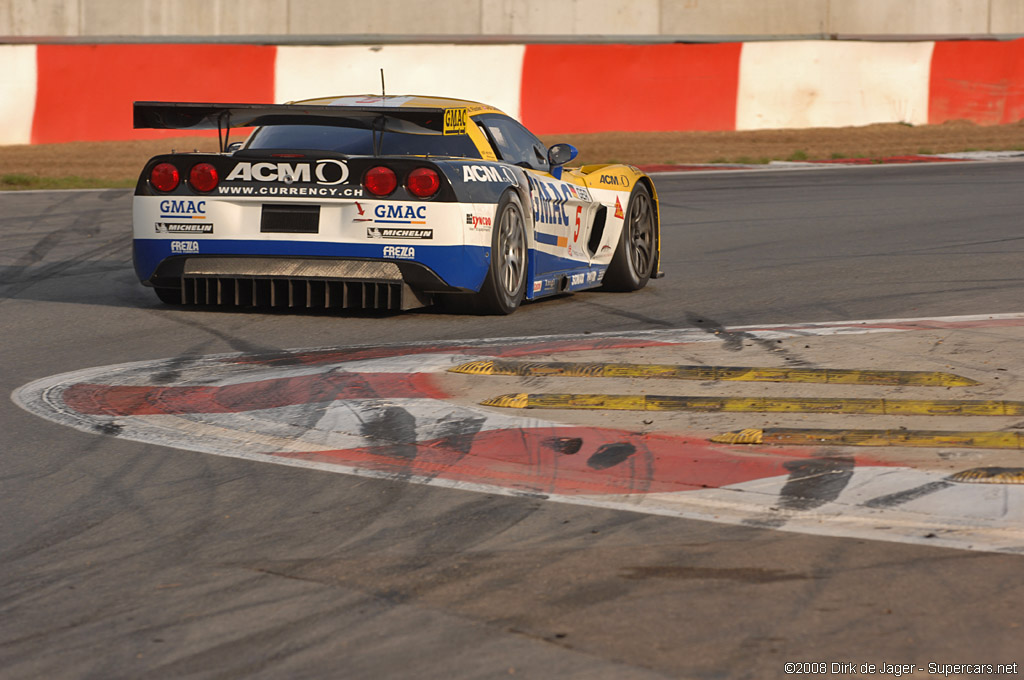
[3,40,1024,146]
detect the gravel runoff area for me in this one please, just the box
[2,119,1024,188]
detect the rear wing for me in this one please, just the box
[133,101,469,151]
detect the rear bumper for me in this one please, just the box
[154,256,438,310]
[134,239,489,310]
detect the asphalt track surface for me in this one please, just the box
[4,163,1024,679]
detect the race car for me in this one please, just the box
[132,95,661,314]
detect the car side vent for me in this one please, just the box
[588,205,607,256]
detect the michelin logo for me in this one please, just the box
[367,227,433,239]
[157,222,213,234]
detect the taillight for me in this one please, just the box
[364,166,397,196]
[407,167,440,198]
[189,163,219,192]
[150,163,180,192]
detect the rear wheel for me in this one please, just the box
[153,286,183,305]
[602,183,656,291]
[474,191,528,315]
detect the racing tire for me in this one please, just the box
[153,286,184,305]
[602,183,656,291]
[474,191,528,315]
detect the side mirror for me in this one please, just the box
[226,142,243,153]
[547,143,578,179]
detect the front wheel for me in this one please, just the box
[474,191,528,315]
[602,183,656,291]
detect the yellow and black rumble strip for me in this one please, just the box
[710,427,1024,450]
[949,467,1024,483]
[467,361,1024,452]
[480,394,1024,416]
[450,360,978,386]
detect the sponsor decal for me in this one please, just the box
[225,159,349,186]
[367,227,433,240]
[354,202,372,222]
[170,240,199,254]
[466,214,492,230]
[569,271,599,287]
[159,199,206,218]
[614,196,624,219]
[528,174,582,228]
[534,233,567,248]
[371,204,427,224]
[156,222,213,234]
[533,281,542,293]
[383,246,415,259]
[566,184,592,202]
[443,108,468,135]
[462,165,516,184]
[217,186,363,198]
[599,174,630,188]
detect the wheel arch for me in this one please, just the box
[473,188,530,314]
[506,167,537,249]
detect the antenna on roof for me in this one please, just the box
[372,68,387,156]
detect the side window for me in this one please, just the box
[476,114,549,173]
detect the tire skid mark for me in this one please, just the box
[743,456,856,529]
[685,311,815,367]
[0,232,130,301]
[273,427,797,497]
[863,481,956,508]
[222,337,676,368]
[586,443,638,470]
[2,191,125,282]
[777,456,857,512]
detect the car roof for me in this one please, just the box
[292,95,507,118]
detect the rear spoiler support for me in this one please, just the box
[217,110,231,152]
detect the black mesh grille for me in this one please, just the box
[179,276,408,310]
[260,204,320,233]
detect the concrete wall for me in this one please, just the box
[0,45,36,144]
[4,0,1024,38]
[737,41,935,129]
[274,45,527,119]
